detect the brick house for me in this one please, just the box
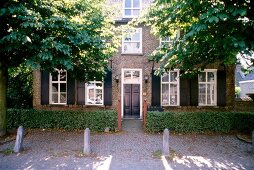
[33,0,235,118]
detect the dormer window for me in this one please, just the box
[123,0,141,18]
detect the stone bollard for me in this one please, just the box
[252,130,254,153]
[13,126,25,153]
[163,128,169,156]
[84,128,91,154]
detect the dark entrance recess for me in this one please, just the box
[124,84,140,118]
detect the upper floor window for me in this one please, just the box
[160,30,181,47]
[50,69,67,104]
[161,70,180,106]
[86,81,103,105]
[123,0,141,18]
[122,28,142,54]
[198,70,217,106]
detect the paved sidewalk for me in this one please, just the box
[0,120,253,170]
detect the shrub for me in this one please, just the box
[146,111,254,133]
[7,109,117,132]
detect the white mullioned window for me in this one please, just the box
[85,81,103,105]
[198,69,217,106]
[123,0,141,18]
[49,69,67,104]
[160,30,181,47]
[122,28,142,54]
[161,70,180,106]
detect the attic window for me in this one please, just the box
[123,0,141,18]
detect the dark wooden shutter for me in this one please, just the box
[104,70,112,106]
[190,75,198,106]
[77,81,86,105]
[180,72,190,106]
[151,70,161,106]
[67,74,75,105]
[41,71,49,105]
[217,70,226,106]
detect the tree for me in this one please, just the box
[143,0,254,74]
[0,0,119,136]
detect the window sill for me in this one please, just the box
[197,105,219,108]
[121,53,144,56]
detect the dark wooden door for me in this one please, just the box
[124,84,140,118]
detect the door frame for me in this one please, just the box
[121,68,142,119]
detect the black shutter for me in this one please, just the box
[104,70,112,106]
[217,70,226,106]
[67,74,75,105]
[190,75,198,106]
[151,70,161,106]
[77,81,86,105]
[41,71,49,105]
[180,72,190,106]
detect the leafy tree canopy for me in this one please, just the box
[143,0,254,75]
[0,0,119,80]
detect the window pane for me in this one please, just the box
[133,0,140,8]
[52,83,58,92]
[60,71,66,81]
[198,72,206,82]
[124,71,131,80]
[170,72,177,82]
[52,94,58,103]
[199,84,206,104]
[125,0,131,8]
[96,94,103,104]
[60,93,66,103]
[96,83,102,88]
[207,84,215,105]
[170,84,177,105]
[162,74,169,82]
[132,32,140,41]
[133,9,140,16]
[208,72,215,82]
[162,84,169,105]
[124,34,132,41]
[125,9,131,16]
[162,37,170,42]
[123,42,141,53]
[60,83,66,92]
[52,73,58,81]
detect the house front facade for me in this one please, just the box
[33,0,235,118]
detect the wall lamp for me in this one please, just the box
[144,75,149,83]
[115,75,119,83]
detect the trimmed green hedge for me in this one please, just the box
[7,109,117,131]
[146,111,254,133]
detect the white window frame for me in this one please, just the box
[198,69,217,106]
[122,28,142,54]
[160,30,181,47]
[123,0,142,18]
[161,70,180,106]
[49,69,67,105]
[85,81,104,106]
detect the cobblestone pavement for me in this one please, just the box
[0,120,253,170]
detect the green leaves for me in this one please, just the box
[143,0,253,73]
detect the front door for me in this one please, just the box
[124,84,140,118]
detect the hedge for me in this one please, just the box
[7,109,117,131]
[146,111,254,133]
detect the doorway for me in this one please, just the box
[124,84,140,118]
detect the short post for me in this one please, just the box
[252,130,254,153]
[84,128,91,154]
[163,128,169,156]
[117,99,121,131]
[13,126,25,153]
[143,100,147,129]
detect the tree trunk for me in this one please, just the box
[0,61,7,137]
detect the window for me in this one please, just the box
[160,37,172,47]
[123,69,141,84]
[198,70,217,106]
[160,30,181,47]
[161,70,179,106]
[122,28,142,54]
[86,81,103,105]
[50,69,67,104]
[123,0,141,18]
